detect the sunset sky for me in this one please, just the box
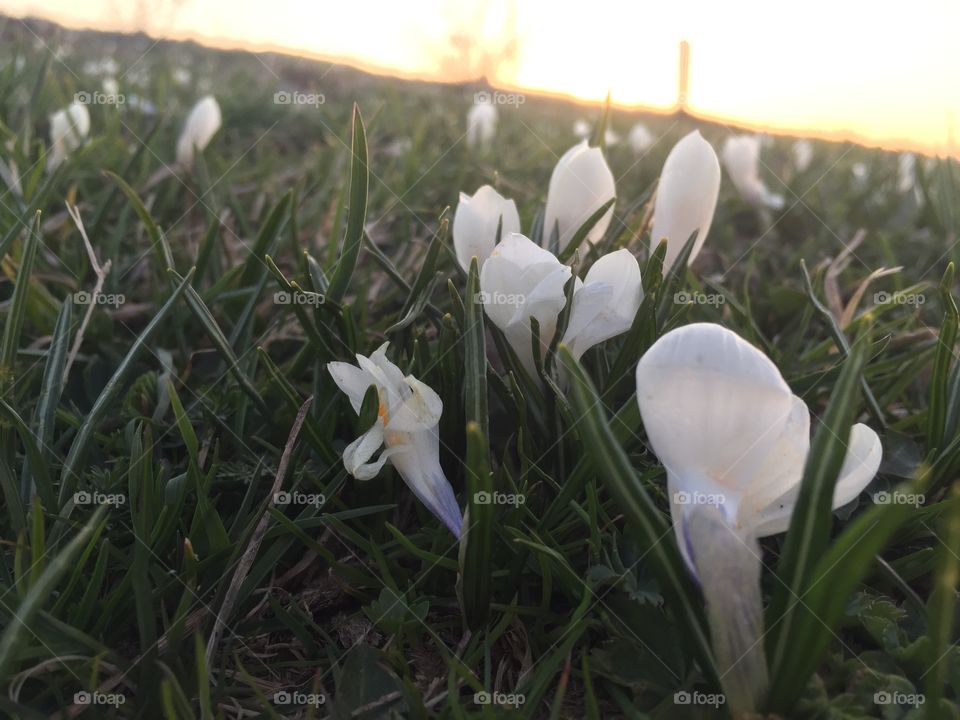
[3,0,957,156]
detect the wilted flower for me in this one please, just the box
[649,130,721,273]
[635,323,882,713]
[721,135,785,210]
[47,101,90,171]
[628,122,654,154]
[543,140,616,252]
[176,95,222,167]
[791,139,813,172]
[479,233,641,377]
[453,185,521,272]
[466,102,498,150]
[327,344,463,537]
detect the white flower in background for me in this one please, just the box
[466,102,498,150]
[543,140,616,252]
[47,101,90,171]
[635,322,882,713]
[721,135,785,210]
[176,95,222,167]
[791,139,813,172]
[127,95,157,115]
[628,123,654,154]
[479,234,640,377]
[649,130,721,273]
[452,185,520,272]
[173,66,192,86]
[102,77,119,96]
[635,323,882,562]
[327,344,463,537]
[573,119,591,140]
[851,162,869,189]
[897,152,917,193]
[83,57,118,77]
[603,129,620,147]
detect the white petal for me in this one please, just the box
[176,95,222,166]
[543,141,616,252]
[387,376,443,432]
[343,421,392,480]
[389,427,463,537]
[721,135,784,210]
[327,361,376,415]
[466,102,497,150]
[561,249,642,359]
[650,131,721,272]
[628,123,654,154]
[452,185,521,272]
[479,233,564,331]
[505,264,571,376]
[636,323,794,508]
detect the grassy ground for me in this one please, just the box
[1,14,960,720]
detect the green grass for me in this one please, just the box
[1,14,960,720]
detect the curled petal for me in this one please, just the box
[327,361,377,415]
[343,421,397,480]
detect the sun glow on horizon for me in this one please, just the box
[3,0,957,156]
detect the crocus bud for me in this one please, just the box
[792,139,813,172]
[452,185,521,272]
[466,102,498,150]
[47,101,90,171]
[649,131,721,273]
[543,141,615,253]
[721,135,785,210]
[176,95,222,167]
[628,123,654,154]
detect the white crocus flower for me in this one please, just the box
[176,95,222,167]
[573,119,591,140]
[649,131,721,273]
[721,134,785,211]
[635,322,881,713]
[47,101,90,171]
[543,141,616,253]
[452,185,521,272]
[466,102,498,150]
[480,234,640,378]
[628,123,654,154]
[897,152,917,194]
[792,139,813,172]
[327,344,463,537]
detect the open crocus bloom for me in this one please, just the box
[635,323,882,569]
[543,141,616,253]
[479,233,641,378]
[327,344,463,537]
[466,102,498,150]
[452,185,520,272]
[47,101,90,171]
[176,95,222,167]
[649,131,721,273]
[721,135,785,211]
